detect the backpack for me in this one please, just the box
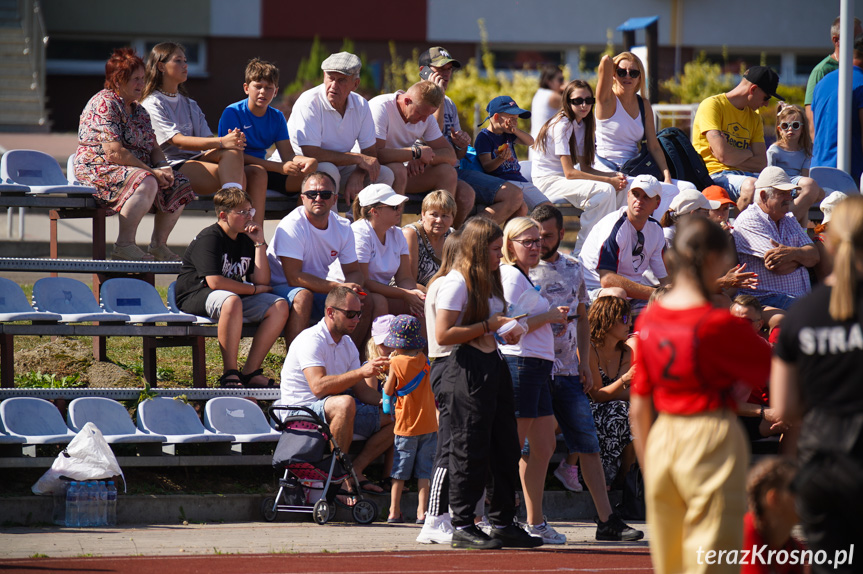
[656,127,714,191]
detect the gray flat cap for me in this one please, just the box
[321,52,361,76]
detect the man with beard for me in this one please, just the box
[529,204,644,542]
[733,167,819,311]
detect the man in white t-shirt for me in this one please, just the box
[267,172,376,349]
[579,174,669,307]
[286,52,394,206]
[280,286,393,495]
[370,81,472,224]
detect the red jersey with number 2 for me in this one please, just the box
[632,303,771,414]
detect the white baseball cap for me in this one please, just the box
[821,191,848,224]
[670,189,712,216]
[630,174,662,198]
[357,184,409,207]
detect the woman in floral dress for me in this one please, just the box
[586,295,636,487]
[74,47,194,261]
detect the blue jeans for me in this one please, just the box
[548,374,600,454]
[710,170,757,200]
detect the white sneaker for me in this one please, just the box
[554,461,583,492]
[523,520,567,544]
[475,515,492,536]
[416,513,454,544]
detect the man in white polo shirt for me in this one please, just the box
[370,81,474,227]
[267,171,376,349]
[579,174,670,309]
[286,52,394,206]
[281,286,393,495]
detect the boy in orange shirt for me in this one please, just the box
[382,314,438,523]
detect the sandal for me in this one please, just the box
[241,368,276,388]
[148,244,181,262]
[111,243,155,261]
[219,369,243,388]
[358,479,384,494]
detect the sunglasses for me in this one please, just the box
[779,121,801,131]
[231,207,256,218]
[632,230,645,258]
[303,190,335,200]
[616,68,641,79]
[331,306,362,319]
[569,97,596,106]
[512,238,541,249]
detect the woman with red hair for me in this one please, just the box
[74,47,195,261]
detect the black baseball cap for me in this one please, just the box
[743,66,783,101]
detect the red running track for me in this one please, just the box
[0,548,653,573]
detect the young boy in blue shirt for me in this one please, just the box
[218,58,317,197]
[474,95,549,210]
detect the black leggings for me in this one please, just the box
[442,344,520,528]
[428,356,451,517]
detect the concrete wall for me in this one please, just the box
[43,0,211,36]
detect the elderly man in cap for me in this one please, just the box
[418,46,526,225]
[578,174,670,308]
[369,81,473,226]
[283,52,393,206]
[733,166,819,311]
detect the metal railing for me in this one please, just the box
[19,0,48,126]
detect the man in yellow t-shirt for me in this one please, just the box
[692,66,777,213]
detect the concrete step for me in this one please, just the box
[0,26,23,39]
[1,76,36,90]
[2,87,39,99]
[0,98,44,112]
[0,59,31,73]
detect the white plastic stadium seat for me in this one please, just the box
[100,278,197,323]
[0,149,96,195]
[0,277,62,322]
[204,397,280,443]
[0,397,77,445]
[809,166,860,195]
[32,277,130,323]
[136,397,235,447]
[67,397,167,446]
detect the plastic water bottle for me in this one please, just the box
[382,391,394,415]
[509,284,543,317]
[97,481,108,526]
[78,482,91,527]
[64,482,79,527]
[53,481,69,526]
[88,482,99,527]
[106,481,117,526]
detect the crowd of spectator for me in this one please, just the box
[58,18,863,560]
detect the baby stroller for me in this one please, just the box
[261,405,378,525]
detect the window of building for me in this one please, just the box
[47,38,207,76]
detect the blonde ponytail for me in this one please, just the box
[827,195,863,321]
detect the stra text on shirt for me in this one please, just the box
[798,324,863,355]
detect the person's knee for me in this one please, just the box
[290,289,313,319]
[737,179,755,211]
[377,165,395,187]
[437,164,458,193]
[266,298,290,321]
[137,176,160,201]
[368,292,385,316]
[455,180,475,209]
[219,294,243,318]
[326,395,356,425]
[498,183,523,207]
[798,177,824,203]
[244,164,267,189]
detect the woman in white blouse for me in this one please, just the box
[141,42,267,225]
[351,184,426,322]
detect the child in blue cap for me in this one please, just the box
[382,314,438,523]
[475,95,550,210]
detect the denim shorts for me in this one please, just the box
[457,168,504,205]
[710,170,757,200]
[549,375,600,454]
[504,355,554,418]
[391,432,437,480]
[290,397,381,439]
[272,285,327,322]
[754,292,799,311]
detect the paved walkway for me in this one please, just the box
[0,519,650,559]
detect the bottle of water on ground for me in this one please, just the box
[97,481,108,526]
[106,481,117,526]
[64,481,79,527]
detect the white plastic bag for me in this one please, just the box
[32,422,124,495]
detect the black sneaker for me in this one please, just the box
[489,523,545,548]
[451,524,504,549]
[595,512,645,541]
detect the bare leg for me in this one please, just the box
[736,178,756,213]
[350,291,377,356]
[389,479,405,520]
[116,175,158,245]
[791,176,824,227]
[284,288,313,350]
[484,182,524,225]
[387,163,407,195]
[150,205,184,249]
[417,478,430,520]
[242,298,289,385]
[244,164,268,227]
[452,180,475,228]
[216,295,244,372]
[517,415,556,526]
[578,451,614,522]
